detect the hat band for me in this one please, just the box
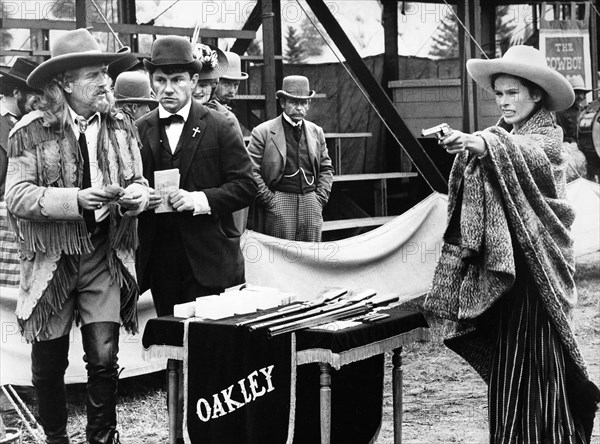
[149,57,193,65]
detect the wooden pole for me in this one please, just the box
[305,0,447,192]
[262,0,278,119]
[75,0,89,29]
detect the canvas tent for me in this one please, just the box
[1,181,598,386]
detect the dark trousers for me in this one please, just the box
[149,220,223,316]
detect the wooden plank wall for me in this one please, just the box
[240,54,460,175]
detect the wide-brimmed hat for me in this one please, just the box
[466,45,574,112]
[220,51,248,81]
[0,58,39,88]
[567,75,592,93]
[27,28,130,89]
[276,75,315,100]
[143,36,203,74]
[114,71,157,105]
[108,49,144,81]
[192,43,228,81]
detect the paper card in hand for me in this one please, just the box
[154,169,180,213]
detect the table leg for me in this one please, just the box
[319,362,332,444]
[167,358,179,444]
[392,347,403,444]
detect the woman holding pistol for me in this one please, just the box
[425,45,600,443]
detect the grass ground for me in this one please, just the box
[2,252,599,443]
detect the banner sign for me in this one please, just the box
[540,29,593,97]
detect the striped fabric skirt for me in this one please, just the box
[0,201,19,288]
[488,271,586,443]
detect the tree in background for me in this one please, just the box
[298,12,328,57]
[284,25,306,64]
[0,30,13,53]
[246,39,263,57]
[429,5,517,59]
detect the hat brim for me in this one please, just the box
[196,48,229,80]
[143,58,203,74]
[221,72,249,81]
[116,97,158,104]
[276,90,316,100]
[27,49,131,89]
[466,58,575,112]
[0,70,29,87]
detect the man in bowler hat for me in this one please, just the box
[247,75,334,242]
[114,71,157,120]
[136,36,256,317]
[5,28,149,443]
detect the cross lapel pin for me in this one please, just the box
[192,127,201,138]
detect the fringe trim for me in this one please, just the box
[108,250,139,334]
[18,255,77,343]
[112,216,138,251]
[142,345,185,361]
[6,111,48,157]
[296,327,431,370]
[119,271,139,334]
[18,219,93,255]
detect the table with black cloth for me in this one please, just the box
[142,308,429,444]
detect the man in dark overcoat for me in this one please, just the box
[136,36,256,317]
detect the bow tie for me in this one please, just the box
[160,114,184,126]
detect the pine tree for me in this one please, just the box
[247,39,263,57]
[284,26,306,64]
[429,6,517,59]
[298,13,327,57]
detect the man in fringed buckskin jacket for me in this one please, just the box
[5,29,149,444]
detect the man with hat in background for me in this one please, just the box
[107,50,145,83]
[555,75,592,143]
[1,58,39,200]
[247,75,334,242]
[136,35,256,317]
[0,58,39,289]
[114,70,157,120]
[5,28,149,444]
[213,51,248,118]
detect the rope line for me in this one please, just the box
[1,385,45,443]
[441,0,489,59]
[152,0,182,22]
[7,35,32,66]
[89,0,124,48]
[295,0,437,192]
[589,0,600,18]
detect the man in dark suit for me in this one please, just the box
[247,75,334,242]
[136,36,256,317]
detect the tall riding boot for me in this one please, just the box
[31,335,71,444]
[81,322,120,444]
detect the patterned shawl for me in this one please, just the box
[424,108,587,379]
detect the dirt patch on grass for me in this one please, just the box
[376,252,600,444]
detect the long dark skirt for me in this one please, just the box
[488,272,587,443]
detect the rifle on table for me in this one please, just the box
[267,293,400,337]
[248,289,378,332]
[235,287,348,328]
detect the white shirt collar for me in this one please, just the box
[158,99,192,122]
[0,99,18,118]
[282,112,303,127]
